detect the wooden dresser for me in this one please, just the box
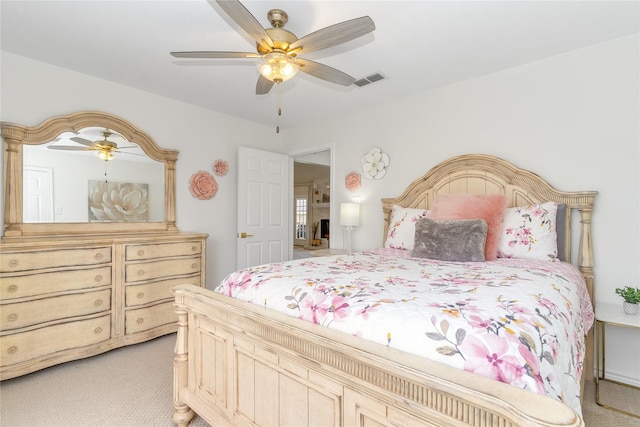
[0,232,207,380]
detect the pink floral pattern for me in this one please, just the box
[345,172,361,192]
[216,249,593,415]
[498,202,558,260]
[189,170,218,200]
[213,159,229,176]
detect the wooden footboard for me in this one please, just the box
[173,284,584,427]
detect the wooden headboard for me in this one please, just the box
[381,154,598,380]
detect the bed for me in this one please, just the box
[172,154,597,427]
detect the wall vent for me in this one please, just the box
[354,73,387,88]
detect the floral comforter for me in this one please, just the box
[215,249,594,415]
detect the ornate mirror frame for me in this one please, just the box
[1,111,178,237]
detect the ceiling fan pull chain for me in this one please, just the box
[104,161,109,183]
[276,83,282,134]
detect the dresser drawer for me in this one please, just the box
[125,301,176,334]
[0,314,111,366]
[125,275,201,307]
[125,241,202,261]
[0,266,112,301]
[1,289,111,331]
[125,257,201,283]
[1,247,111,273]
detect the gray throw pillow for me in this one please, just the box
[411,218,488,262]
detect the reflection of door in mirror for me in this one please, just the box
[23,131,165,223]
[23,166,54,222]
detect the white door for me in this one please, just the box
[23,166,54,222]
[237,147,290,269]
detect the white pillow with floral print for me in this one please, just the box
[497,201,558,261]
[384,205,430,250]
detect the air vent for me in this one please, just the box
[354,73,387,88]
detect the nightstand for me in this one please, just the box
[595,302,640,418]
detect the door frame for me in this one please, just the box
[289,144,335,256]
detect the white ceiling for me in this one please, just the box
[2,1,638,130]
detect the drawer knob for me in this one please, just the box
[7,313,18,322]
[94,327,103,334]
[7,284,18,293]
[137,270,145,276]
[136,318,144,324]
[137,249,145,256]
[191,246,197,252]
[94,275,103,282]
[95,253,103,260]
[94,299,103,307]
[8,259,18,267]
[7,346,18,354]
[137,292,145,299]
[191,263,198,269]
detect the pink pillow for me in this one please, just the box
[430,194,507,261]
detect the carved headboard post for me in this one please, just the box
[578,206,596,383]
[577,207,595,302]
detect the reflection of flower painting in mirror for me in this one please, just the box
[88,181,149,222]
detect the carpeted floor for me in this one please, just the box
[1,333,638,426]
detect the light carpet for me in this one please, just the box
[1,334,638,426]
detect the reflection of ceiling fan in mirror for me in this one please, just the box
[170,0,376,95]
[47,129,144,162]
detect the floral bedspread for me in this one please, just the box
[215,249,593,415]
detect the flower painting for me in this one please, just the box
[88,181,149,222]
[189,170,218,200]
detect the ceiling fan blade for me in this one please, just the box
[114,150,145,156]
[289,16,375,55]
[297,58,355,86]
[47,146,94,151]
[170,51,259,59]
[70,136,96,147]
[256,75,275,95]
[213,0,274,52]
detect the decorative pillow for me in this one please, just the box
[384,205,430,250]
[411,218,487,262]
[430,194,507,261]
[497,201,558,261]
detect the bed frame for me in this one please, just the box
[172,154,597,427]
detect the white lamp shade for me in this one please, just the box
[340,203,360,227]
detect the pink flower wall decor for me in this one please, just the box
[213,159,229,177]
[345,172,361,192]
[189,170,218,200]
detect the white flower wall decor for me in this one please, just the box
[361,147,390,179]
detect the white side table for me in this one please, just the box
[595,302,640,418]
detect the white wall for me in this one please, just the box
[0,52,282,287]
[283,34,640,384]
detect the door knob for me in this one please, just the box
[239,232,254,238]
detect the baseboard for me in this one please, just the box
[593,368,640,387]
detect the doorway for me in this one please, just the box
[292,149,331,258]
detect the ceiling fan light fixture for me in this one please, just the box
[96,150,114,162]
[257,52,299,83]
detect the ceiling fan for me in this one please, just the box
[47,130,143,162]
[170,0,376,95]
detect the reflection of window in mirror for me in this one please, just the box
[22,128,165,223]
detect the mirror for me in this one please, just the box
[2,111,179,237]
[23,128,164,223]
